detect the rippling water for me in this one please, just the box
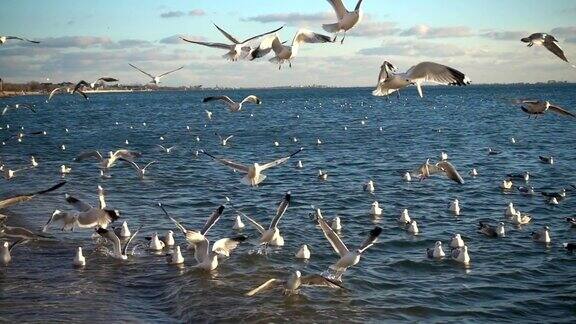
[1,85,575,322]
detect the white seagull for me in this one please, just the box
[95,225,142,260]
[159,203,225,247]
[192,235,246,271]
[74,149,142,170]
[181,23,284,61]
[1,239,25,265]
[202,95,261,112]
[119,159,157,179]
[0,36,39,45]
[518,100,575,119]
[322,0,365,44]
[201,148,303,186]
[373,61,470,98]
[249,29,333,69]
[128,63,184,85]
[521,33,575,68]
[215,133,234,146]
[246,271,346,296]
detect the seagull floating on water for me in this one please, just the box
[531,226,551,243]
[427,241,445,259]
[73,247,86,267]
[295,244,311,260]
[450,234,465,248]
[245,270,346,296]
[1,239,25,265]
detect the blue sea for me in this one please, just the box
[1,84,575,323]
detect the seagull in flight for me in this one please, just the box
[191,235,246,271]
[74,149,141,170]
[413,159,465,184]
[215,132,234,146]
[119,159,157,179]
[46,87,88,102]
[180,23,284,61]
[96,225,142,260]
[249,29,333,69]
[521,33,575,68]
[0,36,39,45]
[373,61,470,98]
[2,104,36,116]
[230,192,291,247]
[518,100,575,119]
[246,270,346,296]
[73,78,119,92]
[157,144,176,154]
[202,95,261,112]
[322,0,365,44]
[201,148,303,186]
[128,64,184,85]
[314,208,382,281]
[158,202,225,247]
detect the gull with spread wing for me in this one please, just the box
[180,23,284,61]
[128,63,184,85]
[373,61,470,98]
[202,95,261,112]
[2,104,36,116]
[246,270,346,296]
[0,182,65,210]
[119,159,157,179]
[0,36,39,45]
[191,234,246,271]
[322,0,365,44]
[46,87,87,102]
[158,203,225,247]
[521,33,575,68]
[74,149,141,170]
[413,159,465,184]
[518,100,575,119]
[96,225,142,260]
[201,148,303,186]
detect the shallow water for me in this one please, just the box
[1,85,575,322]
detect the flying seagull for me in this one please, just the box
[201,148,303,186]
[52,186,120,230]
[46,87,88,102]
[521,33,575,68]
[246,270,346,296]
[322,0,365,44]
[73,78,119,92]
[518,100,575,119]
[128,64,184,85]
[74,149,142,169]
[215,132,234,146]
[192,235,246,271]
[314,208,382,281]
[0,36,39,45]
[158,202,225,247]
[373,61,470,98]
[413,159,465,184]
[0,181,66,210]
[180,23,284,61]
[230,192,291,247]
[2,104,36,116]
[95,225,142,260]
[119,159,157,179]
[203,95,261,112]
[249,29,333,69]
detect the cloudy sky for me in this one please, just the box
[1,0,575,87]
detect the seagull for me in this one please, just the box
[233,215,245,230]
[119,159,157,179]
[60,187,120,229]
[451,246,470,264]
[30,156,38,167]
[531,226,551,243]
[74,149,141,170]
[0,224,50,240]
[370,201,383,216]
[205,110,213,120]
[202,95,261,112]
[415,159,465,184]
[315,208,382,281]
[1,239,25,265]
[406,220,419,234]
[563,243,576,252]
[95,225,142,260]
[233,192,291,247]
[426,241,445,259]
[249,29,333,69]
[73,247,86,267]
[507,171,530,182]
[488,148,501,155]
[518,100,575,118]
[0,181,65,210]
[245,271,346,296]
[331,216,342,231]
[450,234,465,248]
[449,199,461,216]
[157,145,176,154]
[521,33,575,68]
[505,202,517,217]
[318,170,328,181]
[215,133,234,146]
[114,221,131,238]
[0,36,39,44]
[295,244,311,259]
[500,180,513,190]
[192,235,246,271]
[73,77,118,91]
[43,210,77,232]
[403,172,412,182]
[363,179,375,193]
[469,168,478,177]
[46,87,88,102]
[2,165,32,180]
[201,148,303,186]
[539,156,554,164]
[373,61,470,98]
[180,23,284,61]
[166,245,184,265]
[128,64,184,85]
[511,211,532,225]
[158,203,225,247]
[322,0,365,44]
[147,233,165,251]
[2,104,36,116]
[478,221,505,238]
[398,209,410,223]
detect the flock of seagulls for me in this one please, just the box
[1,1,576,303]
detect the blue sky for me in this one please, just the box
[1,0,575,87]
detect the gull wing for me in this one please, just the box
[203,96,235,105]
[301,274,348,289]
[249,35,283,59]
[195,237,210,263]
[158,203,188,235]
[158,66,184,78]
[415,160,441,176]
[0,181,66,210]
[543,38,569,62]
[436,161,465,184]
[549,104,576,118]
[96,227,122,256]
[65,194,93,212]
[46,87,63,102]
[201,151,250,173]
[74,150,103,162]
[316,209,349,257]
[240,95,261,105]
[7,36,39,43]
[73,80,90,93]
[200,205,225,235]
[406,62,470,94]
[180,37,232,50]
[236,210,265,234]
[213,23,240,44]
[292,29,333,46]
[325,0,347,19]
[122,225,142,256]
[96,77,119,83]
[260,148,303,171]
[8,239,26,252]
[241,25,285,44]
[113,149,141,161]
[129,63,155,79]
[246,278,282,296]
[212,236,246,256]
[97,186,106,209]
[269,192,291,229]
[142,161,157,171]
[357,227,383,253]
[118,158,141,171]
